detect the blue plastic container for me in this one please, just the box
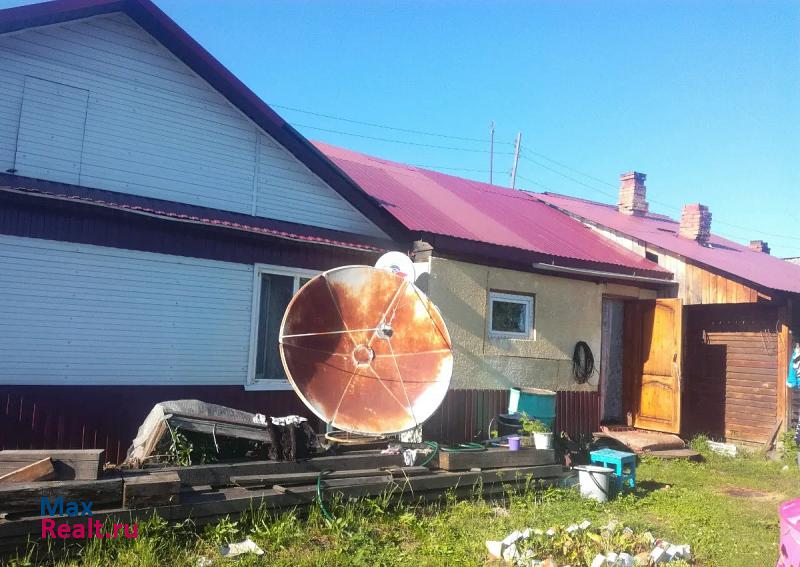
[509,388,556,430]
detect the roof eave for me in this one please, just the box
[422,233,675,284]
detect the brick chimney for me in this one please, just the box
[618,172,648,216]
[679,204,712,244]
[749,240,770,254]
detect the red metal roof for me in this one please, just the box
[0,173,389,252]
[316,143,670,278]
[538,192,800,294]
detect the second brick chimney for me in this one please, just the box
[679,204,712,244]
[749,240,770,254]
[618,172,648,216]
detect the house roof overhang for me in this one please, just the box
[0,173,393,253]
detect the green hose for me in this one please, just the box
[419,440,485,467]
[316,441,487,519]
[316,471,335,522]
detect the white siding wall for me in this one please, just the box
[0,234,254,385]
[0,13,385,237]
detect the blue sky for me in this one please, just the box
[4,0,799,255]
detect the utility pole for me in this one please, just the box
[510,132,522,189]
[489,121,495,185]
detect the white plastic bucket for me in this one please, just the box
[574,465,614,502]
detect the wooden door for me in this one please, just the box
[624,298,683,433]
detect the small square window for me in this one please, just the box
[489,292,534,338]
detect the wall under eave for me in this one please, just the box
[426,257,657,391]
[571,219,765,305]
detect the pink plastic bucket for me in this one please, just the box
[778,499,800,567]
[508,436,521,451]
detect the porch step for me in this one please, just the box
[593,427,685,454]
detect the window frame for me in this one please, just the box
[487,291,535,339]
[246,263,319,390]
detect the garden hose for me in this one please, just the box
[315,471,335,522]
[317,441,487,519]
[419,440,485,467]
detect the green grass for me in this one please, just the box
[9,445,799,567]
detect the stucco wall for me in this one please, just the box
[426,257,656,391]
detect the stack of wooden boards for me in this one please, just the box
[0,447,562,553]
[0,450,104,484]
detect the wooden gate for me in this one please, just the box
[624,298,683,434]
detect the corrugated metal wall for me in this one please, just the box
[422,389,507,444]
[0,386,318,464]
[1,387,601,462]
[555,391,601,442]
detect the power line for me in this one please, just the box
[517,153,618,199]
[518,150,800,243]
[291,122,514,155]
[411,163,507,174]
[276,101,799,244]
[272,102,512,145]
[521,147,618,190]
[515,173,558,193]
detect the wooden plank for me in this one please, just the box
[706,331,778,339]
[0,449,104,480]
[726,399,776,413]
[727,377,775,389]
[727,367,777,378]
[153,451,407,487]
[0,458,56,485]
[725,390,777,403]
[231,466,430,488]
[123,471,181,509]
[0,478,122,514]
[777,306,791,434]
[434,447,554,471]
[0,465,564,542]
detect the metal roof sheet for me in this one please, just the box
[316,142,669,278]
[538,192,800,294]
[0,173,389,252]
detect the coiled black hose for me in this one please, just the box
[572,341,595,384]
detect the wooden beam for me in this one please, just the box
[0,464,564,540]
[0,450,104,480]
[434,448,555,471]
[123,472,181,509]
[231,466,430,488]
[155,451,406,487]
[0,478,122,514]
[778,304,791,434]
[0,458,56,485]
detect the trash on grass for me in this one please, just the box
[381,444,402,455]
[486,522,692,565]
[219,537,264,558]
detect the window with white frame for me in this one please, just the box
[488,291,534,338]
[248,265,317,386]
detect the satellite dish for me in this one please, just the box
[279,265,452,435]
[375,251,416,283]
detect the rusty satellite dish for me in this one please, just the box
[279,265,452,435]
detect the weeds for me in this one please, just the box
[782,430,798,464]
[8,446,796,567]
